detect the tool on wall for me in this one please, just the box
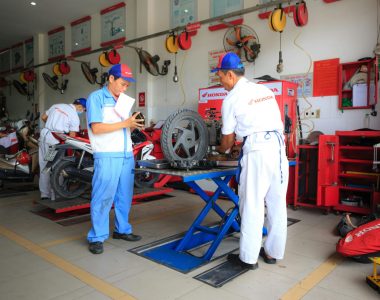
[293,1,308,27]
[42,60,70,94]
[178,30,192,51]
[277,33,284,73]
[164,32,180,82]
[98,49,121,67]
[268,5,287,73]
[172,53,178,83]
[223,25,260,62]
[13,70,35,101]
[165,32,179,54]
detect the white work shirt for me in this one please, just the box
[86,86,133,158]
[221,77,284,151]
[41,104,80,145]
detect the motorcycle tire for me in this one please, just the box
[160,109,209,161]
[134,170,160,188]
[51,159,90,199]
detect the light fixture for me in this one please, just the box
[30,2,36,5]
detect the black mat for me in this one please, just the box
[194,217,301,288]
[194,260,250,288]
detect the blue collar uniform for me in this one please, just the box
[86,86,135,243]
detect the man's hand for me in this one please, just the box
[125,112,145,130]
[216,133,235,154]
[91,112,146,134]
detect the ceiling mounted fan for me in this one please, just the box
[126,46,171,76]
[12,69,36,100]
[223,24,261,63]
[12,80,28,96]
[135,48,171,76]
[42,72,68,94]
[81,62,108,86]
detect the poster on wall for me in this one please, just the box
[71,16,91,55]
[0,49,10,74]
[313,58,339,97]
[11,42,24,71]
[48,26,65,61]
[171,0,197,28]
[100,2,126,47]
[280,73,313,97]
[209,0,243,31]
[25,38,34,67]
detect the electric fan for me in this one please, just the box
[223,25,261,62]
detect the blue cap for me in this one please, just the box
[108,63,136,82]
[211,52,244,73]
[73,98,86,109]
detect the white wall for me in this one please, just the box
[1,0,379,137]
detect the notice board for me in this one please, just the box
[313,58,339,97]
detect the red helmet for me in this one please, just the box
[16,151,31,165]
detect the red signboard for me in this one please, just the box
[138,92,146,107]
[313,58,340,97]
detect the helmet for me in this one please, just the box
[73,98,86,109]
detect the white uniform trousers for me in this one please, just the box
[238,135,289,264]
[38,131,55,199]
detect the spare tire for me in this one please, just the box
[160,109,209,161]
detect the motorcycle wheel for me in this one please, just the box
[134,170,160,188]
[160,109,209,161]
[51,159,89,199]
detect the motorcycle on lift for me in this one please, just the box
[0,113,40,187]
[44,132,156,200]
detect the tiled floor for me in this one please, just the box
[0,185,378,300]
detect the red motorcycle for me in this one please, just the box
[44,132,155,199]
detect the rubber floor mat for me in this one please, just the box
[194,260,250,288]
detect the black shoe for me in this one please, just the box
[259,247,277,264]
[40,197,50,201]
[89,242,103,254]
[227,254,258,270]
[112,232,142,242]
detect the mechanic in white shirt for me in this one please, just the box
[212,52,289,270]
[39,98,86,201]
[86,64,145,255]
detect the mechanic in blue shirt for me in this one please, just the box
[86,63,145,254]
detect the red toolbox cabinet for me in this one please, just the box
[294,135,337,213]
[332,131,380,214]
[295,131,380,214]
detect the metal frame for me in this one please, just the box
[137,167,240,260]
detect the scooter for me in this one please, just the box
[44,132,156,199]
